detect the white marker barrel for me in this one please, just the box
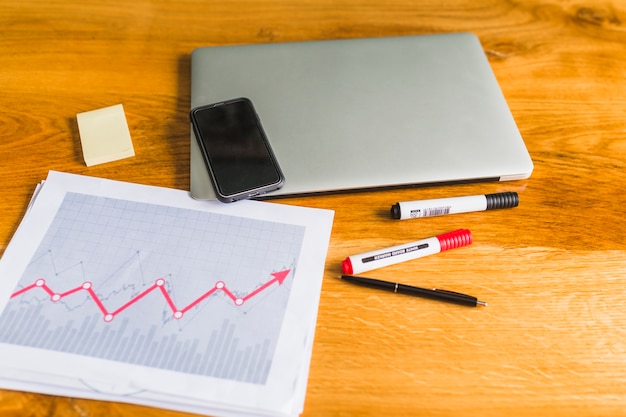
[391,192,518,220]
[341,229,472,275]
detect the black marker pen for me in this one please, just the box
[391,192,519,220]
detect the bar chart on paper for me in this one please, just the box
[0,193,305,384]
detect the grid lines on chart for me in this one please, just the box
[0,192,305,384]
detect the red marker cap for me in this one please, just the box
[341,257,353,275]
[436,229,472,251]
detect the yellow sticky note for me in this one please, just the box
[76,104,135,166]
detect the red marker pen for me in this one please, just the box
[341,229,472,275]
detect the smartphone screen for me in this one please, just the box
[190,98,284,202]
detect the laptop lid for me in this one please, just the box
[190,32,533,200]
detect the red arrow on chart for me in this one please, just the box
[11,269,293,321]
[241,269,291,302]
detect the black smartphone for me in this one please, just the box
[190,98,285,203]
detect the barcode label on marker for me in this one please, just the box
[410,206,451,218]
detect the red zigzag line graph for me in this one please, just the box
[10,269,291,322]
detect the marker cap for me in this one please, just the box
[485,192,519,209]
[436,229,472,251]
[341,258,353,275]
[390,203,401,219]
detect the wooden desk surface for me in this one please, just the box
[2,1,626,416]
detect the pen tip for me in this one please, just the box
[477,300,487,307]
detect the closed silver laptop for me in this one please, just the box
[190,32,533,200]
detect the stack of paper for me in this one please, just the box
[0,171,334,417]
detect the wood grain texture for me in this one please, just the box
[2,1,626,416]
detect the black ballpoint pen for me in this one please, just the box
[341,275,487,307]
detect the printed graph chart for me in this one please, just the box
[0,192,305,384]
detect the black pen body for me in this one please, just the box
[341,275,397,291]
[396,283,479,307]
[341,275,484,307]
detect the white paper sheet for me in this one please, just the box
[0,171,334,417]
